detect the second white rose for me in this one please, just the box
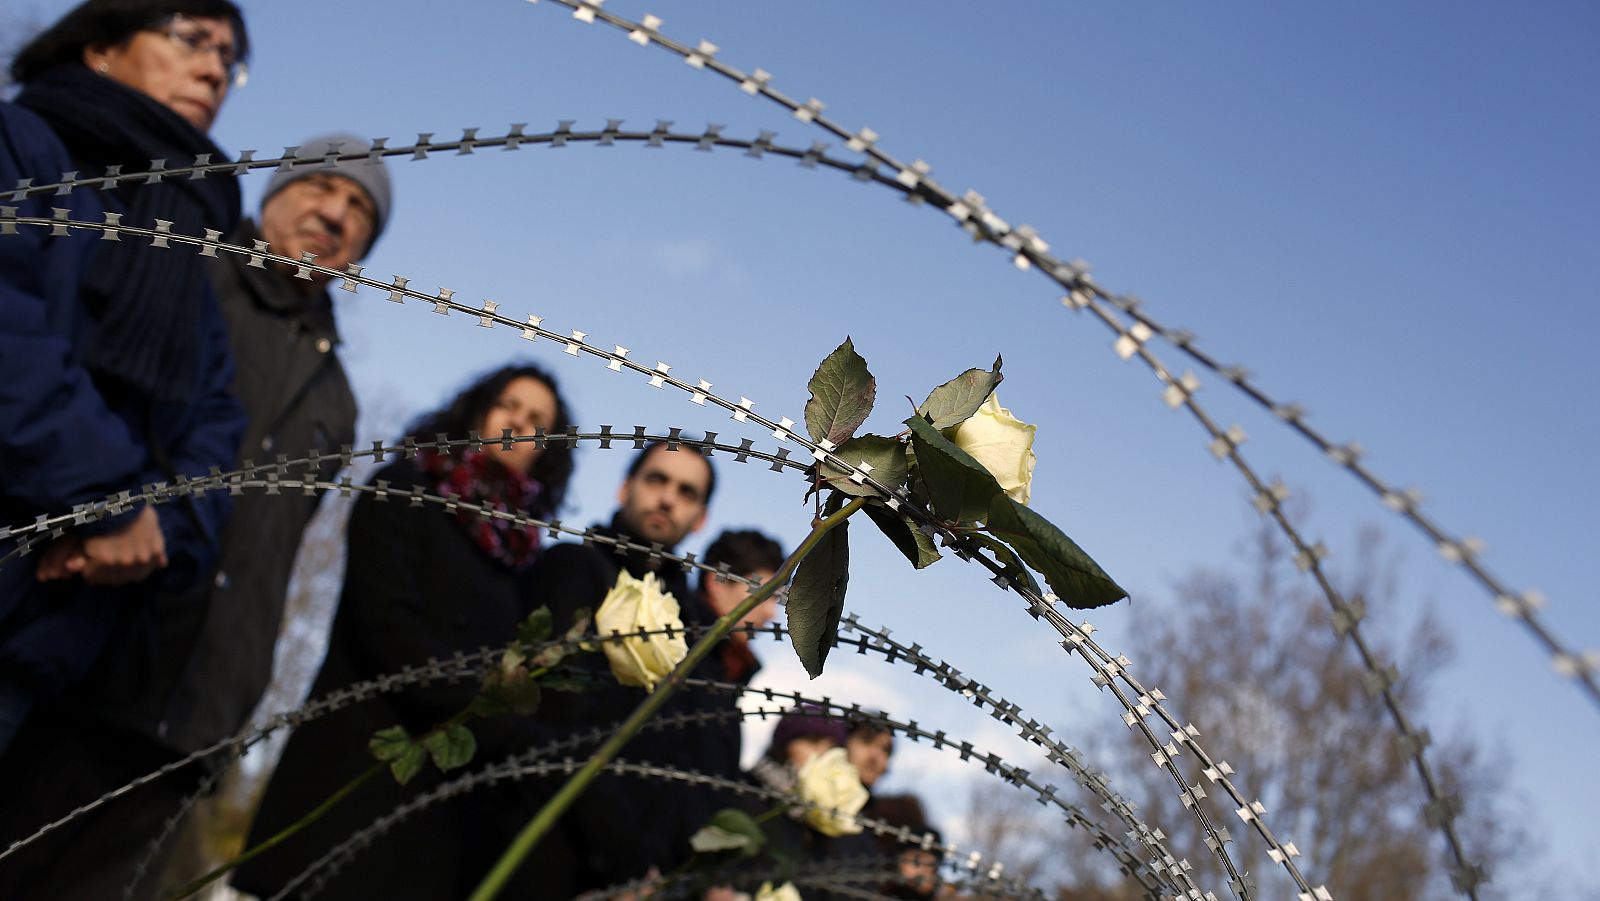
[594,570,688,690]
[756,882,802,901]
[795,746,869,836]
[949,392,1037,506]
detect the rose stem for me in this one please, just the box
[165,665,551,901]
[468,497,868,901]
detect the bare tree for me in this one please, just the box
[958,778,1057,891]
[954,778,1147,901]
[1075,518,1528,900]
[953,513,1531,901]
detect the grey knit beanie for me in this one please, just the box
[263,133,393,250]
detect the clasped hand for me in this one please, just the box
[35,506,167,586]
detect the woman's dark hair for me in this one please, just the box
[848,717,895,756]
[863,794,939,855]
[406,363,576,519]
[11,0,250,85]
[699,529,784,594]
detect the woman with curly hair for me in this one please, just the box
[235,363,577,899]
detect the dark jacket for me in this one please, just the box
[0,101,243,698]
[697,763,880,901]
[79,218,358,753]
[233,459,556,900]
[520,521,748,884]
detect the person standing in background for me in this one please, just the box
[82,131,393,797]
[70,134,393,896]
[235,363,575,900]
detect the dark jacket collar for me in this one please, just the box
[228,219,341,338]
[591,513,711,624]
[592,513,669,576]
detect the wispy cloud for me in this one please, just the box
[643,237,749,286]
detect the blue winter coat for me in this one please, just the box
[0,101,245,698]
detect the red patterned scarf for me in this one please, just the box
[416,448,543,569]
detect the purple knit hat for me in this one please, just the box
[770,705,849,755]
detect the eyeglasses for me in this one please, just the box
[153,16,248,88]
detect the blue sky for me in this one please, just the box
[7,0,1597,893]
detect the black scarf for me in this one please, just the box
[18,65,240,402]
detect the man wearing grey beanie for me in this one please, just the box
[144,133,393,754]
[62,135,395,899]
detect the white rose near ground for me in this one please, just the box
[795,746,869,837]
[756,881,802,901]
[594,570,688,690]
[949,393,1037,505]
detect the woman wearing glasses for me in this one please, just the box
[0,2,251,898]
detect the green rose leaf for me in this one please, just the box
[497,645,527,673]
[490,667,544,716]
[904,414,1004,524]
[916,354,1003,430]
[819,434,908,498]
[540,675,591,693]
[368,725,414,763]
[533,607,592,668]
[964,531,1041,597]
[516,606,553,647]
[423,724,478,772]
[689,808,767,857]
[805,337,876,446]
[787,503,851,679]
[469,694,509,718]
[389,744,427,785]
[984,496,1127,609]
[862,499,941,569]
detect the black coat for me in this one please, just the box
[234,459,553,900]
[77,219,358,754]
[520,523,756,885]
[698,766,881,901]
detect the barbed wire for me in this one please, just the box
[9,129,1587,714]
[0,122,920,206]
[486,5,1511,893]
[0,422,1454,895]
[516,671,1183,897]
[1063,314,1486,897]
[0,428,809,568]
[0,214,1460,896]
[1,120,1582,716]
[278,754,1048,901]
[505,0,1596,712]
[4,119,1583,714]
[582,855,1042,901]
[87,617,1177,899]
[0,424,1267,897]
[0,354,1294,899]
[0,90,1580,896]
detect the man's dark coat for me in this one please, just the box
[521,521,759,887]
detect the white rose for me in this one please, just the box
[755,882,801,901]
[949,392,1037,505]
[594,570,688,690]
[794,746,868,837]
